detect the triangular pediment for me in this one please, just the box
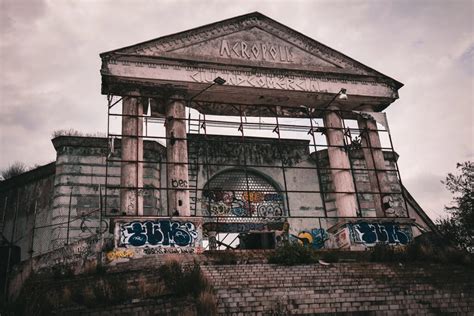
[167,27,339,70]
[102,12,401,84]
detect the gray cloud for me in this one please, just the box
[1,0,472,221]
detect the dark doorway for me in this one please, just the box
[239,232,275,249]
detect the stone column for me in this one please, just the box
[357,106,390,217]
[120,96,145,215]
[165,95,190,216]
[323,106,358,217]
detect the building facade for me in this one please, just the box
[0,13,439,263]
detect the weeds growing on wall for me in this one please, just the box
[158,260,217,315]
[267,242,318,265]
[370,240,473,267]
[207,250,238,265]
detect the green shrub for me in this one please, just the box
[369,239,473,267]
[370,244,401,262]
[268,242,317,265]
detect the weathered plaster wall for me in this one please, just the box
[0,163,56,260]
[50,136,165,248]
[317,149,405,219]
[187,134,324,218]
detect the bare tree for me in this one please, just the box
[1,162,28,180]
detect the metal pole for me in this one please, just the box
[98,184,104,267]
[340,116,362,217]
[273,108,291,217]
[105,96,111,216]
[307,112,328,217]
[136,100,139,215]
[387,132,410,217]
[66,187,73,245]
[4,190,19,301]
[239,106,252,219]
[1,196,7,234]
[29,200,37,260]
[362,125,385,216]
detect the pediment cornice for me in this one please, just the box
[101,12,402,89]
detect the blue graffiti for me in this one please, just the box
[264,193,283,202]
[350,222,411,246]
[120,220,198,248]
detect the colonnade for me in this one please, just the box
[119,96,388,219]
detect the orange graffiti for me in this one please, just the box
[241,191,264,203]
[106,249,134,261]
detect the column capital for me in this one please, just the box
[167,93,187,103]
[356,104,376,113]
[326,104,341,112]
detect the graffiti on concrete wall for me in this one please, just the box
[143,247,196,254]
[334,229,349,249]
[171,179,188,188]
[106,249,135,261]
[194,140,304,166]
[203,221,286,233]
[290,228,328,249]
[382,194,409,218]
[120,220,198,248]
[201,190,284,220]
[349,222,412,246]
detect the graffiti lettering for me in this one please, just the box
[201,191,258,217]
[120,220,198,248]
[106,249,134,261]
[171,179,188,188]
[195,141,304,167]
[350,222,411,246]
[143,247,195,255]
[204,221,286,233]
[334,230,349,248]
[264,193,283,202]
[257,203,283,220]
[242,191,265,203]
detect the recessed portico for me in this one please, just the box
[101,12,407,250]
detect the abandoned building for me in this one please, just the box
[1,12,440,266]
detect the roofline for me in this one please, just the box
[100,11,403,90]
[0,162,56,192]
[402,185,440,235]
[100,11,263,57]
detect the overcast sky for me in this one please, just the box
[1,0,472,221]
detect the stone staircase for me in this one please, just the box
[202,262,474,315]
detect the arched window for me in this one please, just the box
[201,169,285,220]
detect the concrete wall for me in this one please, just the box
[187,134,324,219]
[0,163,56,260]
[50,136,165,248]
[318,149,406,219]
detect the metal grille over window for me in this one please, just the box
[202,170,285,221]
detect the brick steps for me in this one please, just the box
[202,263,474,315]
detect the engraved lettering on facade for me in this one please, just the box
[220,39,231,56]
[219,40,294,62]
[189,70,320,92]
